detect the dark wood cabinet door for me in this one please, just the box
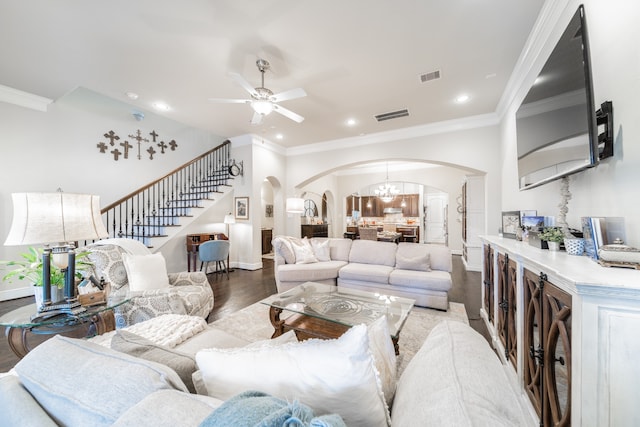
[497,252,517,369]
[483,244,494,324]
[523,268,572,427]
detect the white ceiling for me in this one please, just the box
[0,0,545,149]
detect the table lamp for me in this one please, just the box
[4,192,109,311]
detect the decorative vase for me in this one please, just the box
[564,238,585,256]
[33,285,64,308]
[547,241,561,251]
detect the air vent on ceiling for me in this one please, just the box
[420,70,441,83]
[374,109,409,122]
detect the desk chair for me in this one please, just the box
[199,240,230,278]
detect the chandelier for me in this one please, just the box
[375,164,399,203]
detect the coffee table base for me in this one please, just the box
[269,306,400,355]
[5,311,116,359]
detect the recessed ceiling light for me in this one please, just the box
[276,133,283,140]
[534,76,544,85]
[346,118,357,126]
[153,102,170,111]
[455,94,470,104]
[125,91,139,100]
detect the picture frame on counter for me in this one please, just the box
[501,211,521,239]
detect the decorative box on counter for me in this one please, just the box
[598,244,640,269]
[77,281,111,307]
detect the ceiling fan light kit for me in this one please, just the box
[210,58,306,125]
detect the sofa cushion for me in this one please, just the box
[391,321,528,426]
[395,244,431,271]
[398,242,452,272]
[388,269,452,292]
[338,262,394,284]
[325,238,353,262]
[349,240,397,267]
[195,324,390,427]
[277,260,347,282]
[14,335,188,427]
[0,374,58,427]
[113,390,223,427]
[111,330,198,393]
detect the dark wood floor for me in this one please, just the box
[0,255,485,372]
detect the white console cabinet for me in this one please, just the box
[480,235,640,427]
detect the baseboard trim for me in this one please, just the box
[0,286,32,302]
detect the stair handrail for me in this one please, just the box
[100,140,232,245]
[101,140,231,213]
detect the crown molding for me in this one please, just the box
[285,112,500,157]
[496,0,575,120]
[0,84,52,112]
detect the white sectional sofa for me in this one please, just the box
[0,318,531,426]
[273,236,453,310]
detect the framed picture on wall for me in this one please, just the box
[501,211,521,239]
[265,204,273,218]
[235,197,249,220]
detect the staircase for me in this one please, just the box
[100,140,233,248]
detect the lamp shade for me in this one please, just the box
[4,192,109,246]
[223,213,236,224]
[286,198,305,214]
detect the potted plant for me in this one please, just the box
[539,227,565,251]
[1,247,92,304]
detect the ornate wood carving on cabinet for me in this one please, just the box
[497,253,518,369]
[523,268,572,427]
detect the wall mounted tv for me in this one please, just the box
[516,5,612,190]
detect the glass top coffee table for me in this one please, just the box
[0,296,130,358]
[261,282,415,354]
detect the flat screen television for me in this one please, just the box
[516,5,600,190]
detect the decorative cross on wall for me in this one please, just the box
[128,129,150,160]
[97,129,179,161]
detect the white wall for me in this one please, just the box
[499,0,640,247]
[0,87,225,299]
[285,125,501,250]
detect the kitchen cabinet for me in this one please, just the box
[346,196,360,216]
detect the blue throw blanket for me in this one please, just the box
[199,390,347,427]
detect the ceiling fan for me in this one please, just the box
[209,59,307,125]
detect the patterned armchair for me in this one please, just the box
[84,240,214,328]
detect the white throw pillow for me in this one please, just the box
[291,237,318,264]
[122,252,170,291]
[195,325,390,427]
[368,315,397,405]
[395,252,431,272]
[310,239,331,262]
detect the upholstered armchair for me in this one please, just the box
[84,239,214,328]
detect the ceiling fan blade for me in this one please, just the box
[208,98,251,104]
[273,104,304,123]
[270,87,307,103]
[229,72,259,97]
[251,111,264,125]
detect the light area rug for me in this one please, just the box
[211,300,468,376]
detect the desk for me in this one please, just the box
[186,233,228,272]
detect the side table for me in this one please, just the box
[0,297,129,359]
